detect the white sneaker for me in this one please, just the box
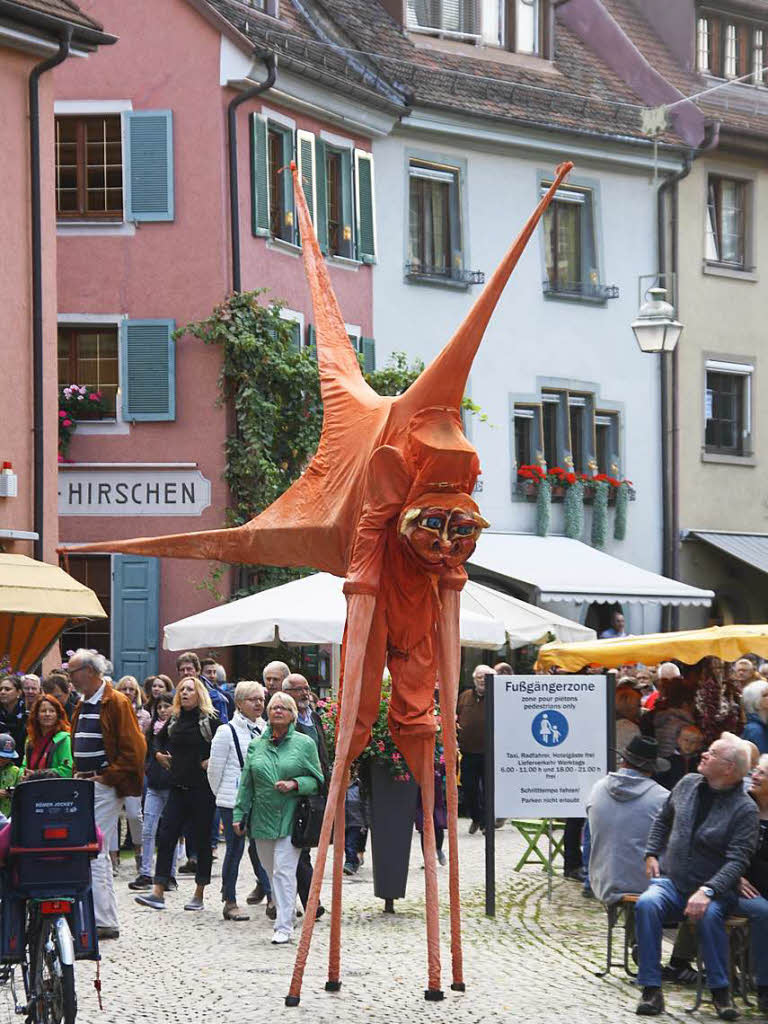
[272,931,292,945]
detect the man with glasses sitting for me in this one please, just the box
[282,674,328,920]
[634,733,758,1020]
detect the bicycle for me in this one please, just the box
[0,778,100,1024]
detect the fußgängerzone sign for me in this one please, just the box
[493,675,608,818]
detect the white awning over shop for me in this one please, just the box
[689,531,768,575]
[469,533,714,607]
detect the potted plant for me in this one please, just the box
[58,384,108,458]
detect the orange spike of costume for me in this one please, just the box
[60,158,574,1003]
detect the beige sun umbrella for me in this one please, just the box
[0,553,106,671]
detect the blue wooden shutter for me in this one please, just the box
[121,319,176,421]
[340,148,354,259]
[112,555,159,680]
[354,149,376,262]
[296,129,316,227]
[250,112,269,237]
[125,111,174,222]
[361,337,376,373]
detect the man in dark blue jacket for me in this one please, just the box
[635,732,758,1020]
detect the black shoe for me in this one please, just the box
[97,926,120,940]
[343,861,359,876]
[756,987,768,1014]
[266,901,276,920]
[316,905,326,920]
[468,821,480,835]
[127,874,152,891]
[166,877,178,892]
[178,860,197,874]
[564,867,586,882]
[711,989,739,1021]
[636,987,664,1016]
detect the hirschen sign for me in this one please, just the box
[494,674,607,817]
[58,468,211,516]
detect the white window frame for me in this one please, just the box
[344,323,362,353]
[754,29,764,84]
[279,308,306,349]
[53,100,135,236]
[57,313,130,436]
[724,23,738,78]
[696,17,710,73]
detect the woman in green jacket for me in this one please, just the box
[234,691,323,944]
[21,694,73,778]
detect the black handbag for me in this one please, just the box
[291,793,326,849]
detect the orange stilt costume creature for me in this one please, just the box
[62,158,574,1002]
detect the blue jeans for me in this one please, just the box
[219,808,271,902]
[737,894,768,986]
[636,877,736,990]
[140,788,179,879]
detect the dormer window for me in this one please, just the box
[695,9,768,84]
[406,0,550,56]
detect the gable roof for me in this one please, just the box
[0,0,115,45]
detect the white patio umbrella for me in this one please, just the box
[461,580,596,648]
[163,571,505,651]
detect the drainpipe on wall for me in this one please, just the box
[227,54,276,294]
[657,123,719,630]
[30,28,73,562]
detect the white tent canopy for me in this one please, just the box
[469,533,714,607]
[163,573,593,652]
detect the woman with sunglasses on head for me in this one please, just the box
[20,694,73,778]
[135,677,220,912]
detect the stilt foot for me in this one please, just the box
[285,996,300,1007]
[450,983,466,992]
[425,989,444,1002]
[325,981,342,992]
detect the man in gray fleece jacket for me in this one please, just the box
[634,732,758,1020]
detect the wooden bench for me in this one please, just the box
[684,915,752,1012]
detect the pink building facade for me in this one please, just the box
[0,3,112,571]
[54,0,402,678]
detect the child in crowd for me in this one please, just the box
[0,734,21,818]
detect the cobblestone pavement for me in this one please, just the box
[3,826,759,1023]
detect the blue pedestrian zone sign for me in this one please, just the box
[532,709,569,747]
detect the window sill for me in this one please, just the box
[266,237,302,258]
[702,262,758,282]
[542,290,608,307]
[57,220,135,237]
[72,419,130,437]
[408,32,556,72]
[404,272,470,291]
[326,254,363,271]
[700,450,756,466]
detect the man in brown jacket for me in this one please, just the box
[457,664,492,834]
[69,649,146,939]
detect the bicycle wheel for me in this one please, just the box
[34,919,76,1024]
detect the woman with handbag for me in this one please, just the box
[233,691,323,944]
[134,677,220,913]
[207,680,270,921]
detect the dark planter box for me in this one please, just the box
[369,758,418,902]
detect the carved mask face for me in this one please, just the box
[400,505,489,573]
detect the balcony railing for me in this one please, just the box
[405,262,485,284]
[542,279,619,300]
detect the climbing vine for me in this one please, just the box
[177,291,433,595]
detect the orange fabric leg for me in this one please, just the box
[287,594,376,1005]
[327,762,349,989]
[419,740,443,998]
[436,587,464,990]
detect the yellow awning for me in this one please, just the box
[0,554,106,671]
[537,624,768,672]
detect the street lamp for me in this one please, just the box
[631,287,683,353]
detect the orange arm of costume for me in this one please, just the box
[343,446,412,596]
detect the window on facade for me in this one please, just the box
[724,22,738,77]
[326,149,343,256]
[267,126,294,242]
[55,115,123,219]
[755,29,765,83]
[697,17,711,72]
[695,13,767,83]
[513,404,540,468]
[542,185,598,297]
[705,361,753,455]
[57,326,119,418]
[62,555,112,659]
[706,176,746,267]
[595,412,619,475]
[406,0,545,52]
[408,162,460,279]
[407,0,483,39]
[542,395,560,469]
[568,400,585,473]
[514,0,541,54]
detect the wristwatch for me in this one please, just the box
[699,886,715,898]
